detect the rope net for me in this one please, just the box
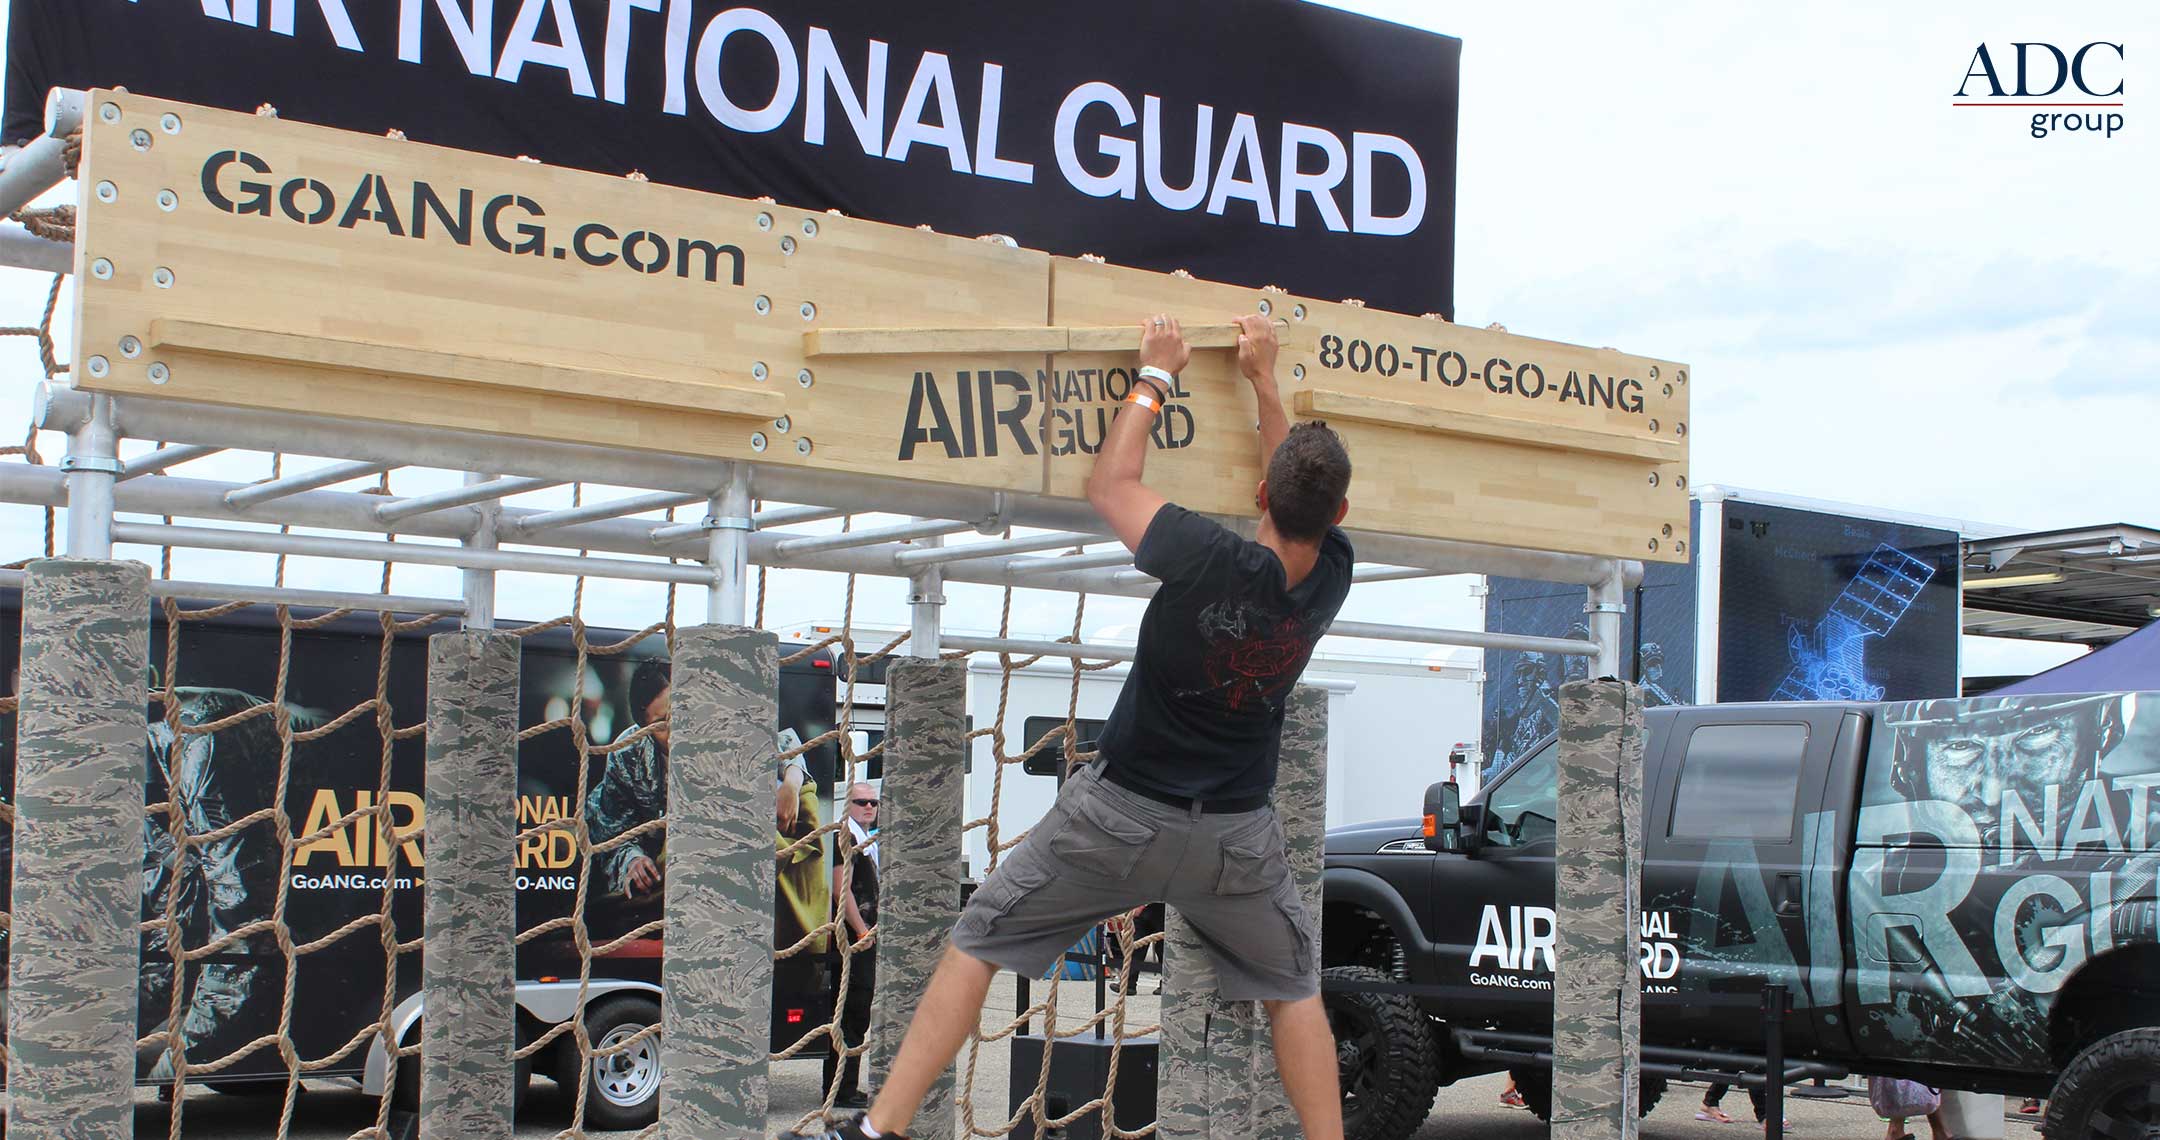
[0,231,1154,1140]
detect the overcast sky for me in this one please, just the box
[0,1,2149,684]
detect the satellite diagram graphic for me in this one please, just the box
[1771,543,1936,703]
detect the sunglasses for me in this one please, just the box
[852,798,880,807]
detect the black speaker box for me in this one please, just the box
[1007,1033,1158,1140]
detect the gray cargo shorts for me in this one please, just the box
[951,763,1318,1003]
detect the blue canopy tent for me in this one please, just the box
[1996,620,2160,695]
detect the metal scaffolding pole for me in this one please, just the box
[769,519,981,560]
[374,475,559,524]
[1587,559,1629,678]
[892,530,1101,567]
[1001,549,1134,576]
[62,394,119,559]
[111,522,713,585]
[706,466,751,626]
[0,568,465,615]
[504,490,707,535]
[117,444,223,481]
[462,472,500,630]
[910,525,944,657]
[1329,620,1598,657]
[223,459,395,509]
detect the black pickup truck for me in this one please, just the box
[1319,692,2160,1140]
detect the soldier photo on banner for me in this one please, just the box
[1482,562,1697,782]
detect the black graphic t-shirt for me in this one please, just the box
[1094,504,1354,801]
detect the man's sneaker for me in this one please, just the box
[800,1112,908,1140]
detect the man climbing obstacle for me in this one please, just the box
[811,312,1355,1140]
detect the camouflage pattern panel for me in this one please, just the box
[872,658,967,1140]
[1203,1003,1260,1140]
[658,626,778,1140]
[420,632,522,1140]
[1156,911,1215,1139]
[1252,686,1329,1140]
[8,559,150,1140]
[1551,678,1645,1140]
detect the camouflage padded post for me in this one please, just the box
[420,632,522,1140]
[8,559,149,1140]
[1251,686,1329,1140]
[872,658,967,1140]
[658,626,779,1140]
[1156,913,1220,1139]
[1161,686,1327,1140]
[1552,679,1646,1140]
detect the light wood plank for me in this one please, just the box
[804,327,1070,356]
[151,319,787,420]
[1294,389,1683,463]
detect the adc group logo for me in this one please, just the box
[1956,42,2126,139]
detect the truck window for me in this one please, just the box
[1667,723,1809,842]
[1485,742,1557,848]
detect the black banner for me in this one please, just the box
[3,0,1460,316]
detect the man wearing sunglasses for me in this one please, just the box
[815,314,1354,1140]
[826,782,882,1107]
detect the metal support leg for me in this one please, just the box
[871,658,967,1140]
[461,473,499,631]
[1587,559,1629,680]
[1551,679,1646,1140]
[1252,686,1330,1140]
[706,465,752,626]
[420,632,521,1140]
[7,559,149,1140]
[658,625,778,1139]
[910,526,946,656]
[63,394,120,558]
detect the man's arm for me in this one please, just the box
[1235,314,1290,471]
[1086,314,1189,553]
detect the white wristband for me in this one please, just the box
[1137,365,1176,395]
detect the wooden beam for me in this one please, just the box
[1293,389,1683,463]
[804,320,1292,356]
[149,320,787,421]
[802,326,1070,357]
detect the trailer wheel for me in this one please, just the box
[2044,1026,2160,1140]
[1323,965,1439,1140]
[1507,1068,1664,1121]
[559,994,663,1132]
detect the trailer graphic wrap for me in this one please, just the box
[1853,692,2160,1069]
[1717,504,1959,704]
[0,599,843,1083]
[1481,553,1696,780]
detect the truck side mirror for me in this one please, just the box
[1424,781,1463,853]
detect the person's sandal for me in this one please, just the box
[1697,1108,1737,1123]
[1500,1088,1526,1109]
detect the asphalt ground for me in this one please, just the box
[106,972,2047,1139]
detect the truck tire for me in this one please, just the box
[559,994,663,1132]
[2044,1026,2160,1140]
[1322,965,1439,1140]
[1508,1068,1664,1121]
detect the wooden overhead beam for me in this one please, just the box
[803,320,1293,357]
[151,320,787,421]
[1293,389,1684,464]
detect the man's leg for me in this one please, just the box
[865,944,998,1136]
[1262,994,1346,1140]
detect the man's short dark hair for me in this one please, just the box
[630,657,671,723]
[1265,421,1352,541]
